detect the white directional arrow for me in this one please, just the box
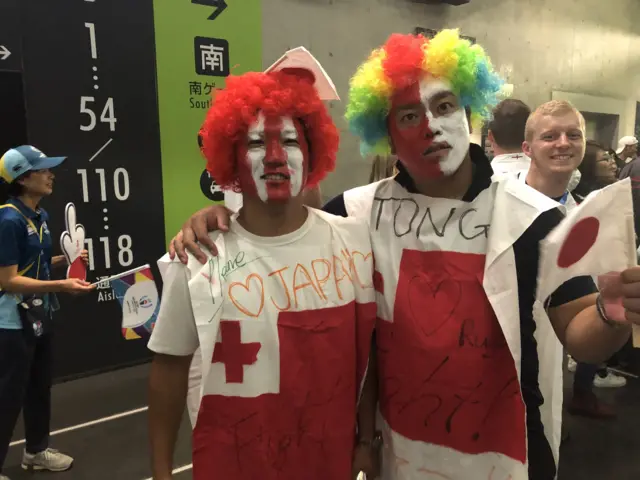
[0,46,11,61]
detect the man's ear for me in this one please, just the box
[522,140,532,157]
[487,130,495,146]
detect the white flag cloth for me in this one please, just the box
[265,46,340,101]
[537,178,636,302]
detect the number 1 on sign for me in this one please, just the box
[100,237,112,269]
[84,238,95,271]
[84,23,98,59]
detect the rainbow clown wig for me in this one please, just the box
[346,29,504,156]
[200,70,339,192]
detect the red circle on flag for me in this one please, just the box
[556,216,600,268]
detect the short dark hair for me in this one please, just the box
[488,99,531,150]
[579,140,606,182]
[0,174,29,204]
[573,140,606,197]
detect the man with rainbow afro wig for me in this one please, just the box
[326,29,609,480]
[170,30,628,480]
[345,29,501,170]
[148,52,378,480]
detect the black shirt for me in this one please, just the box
[618,158,640,247]
[323,144,597,480]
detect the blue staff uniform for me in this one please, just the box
[0,146,66,473]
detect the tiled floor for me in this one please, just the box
[558,370,640,480]
[2,363,638,479]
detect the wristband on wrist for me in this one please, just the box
[596,294,625,329]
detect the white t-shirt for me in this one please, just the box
[491,152,531,176]
[223,190,242,213]
[493,153,582,192]
[515,170,578,213]
[148,208,376,479]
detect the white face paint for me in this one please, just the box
[245,113,305,203]
[419,78,470,176]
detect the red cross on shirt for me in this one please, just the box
[212,320,261,383]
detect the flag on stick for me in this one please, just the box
[536,178,640,346]
[107,264,160,340]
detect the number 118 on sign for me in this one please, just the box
[84,235,133,271]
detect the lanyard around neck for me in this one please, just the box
[558,192,568,205]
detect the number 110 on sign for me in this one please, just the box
[77,168,130,203]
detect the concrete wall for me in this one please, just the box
[263,0,640,198]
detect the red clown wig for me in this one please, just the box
[200,70,339,191]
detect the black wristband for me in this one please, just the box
[596,294,625,329]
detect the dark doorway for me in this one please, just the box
[0,71,28,154]
[582,111,619,150]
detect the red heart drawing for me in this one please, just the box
[408,274,461,337]
[228,273,265,318]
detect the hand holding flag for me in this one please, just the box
[537,178,640,345]
[102,265,160,340]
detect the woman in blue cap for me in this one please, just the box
[0,146,94,480]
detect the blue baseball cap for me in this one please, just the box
[0,146,67,184]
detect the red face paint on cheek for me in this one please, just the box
[263,118,310,201]
[262,116,290,201]
[291,118,310,193]
[235,115,310,203]
[388,83,442,179]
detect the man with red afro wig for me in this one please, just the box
[147,55,378,480]
[200,70,338,194]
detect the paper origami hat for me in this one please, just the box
[265,46,340,101]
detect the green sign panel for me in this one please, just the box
[153,0,262,244]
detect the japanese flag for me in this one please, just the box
[537,178,636,303]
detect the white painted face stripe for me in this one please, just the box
[418,78,470,176]
[418,78,452,108]
[247,113,269,202]
[245,113,304,202]
[436,110,470,175]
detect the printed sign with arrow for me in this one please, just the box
[0,45,11,60]
[0,0,21,72]
[191,0,227,21]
